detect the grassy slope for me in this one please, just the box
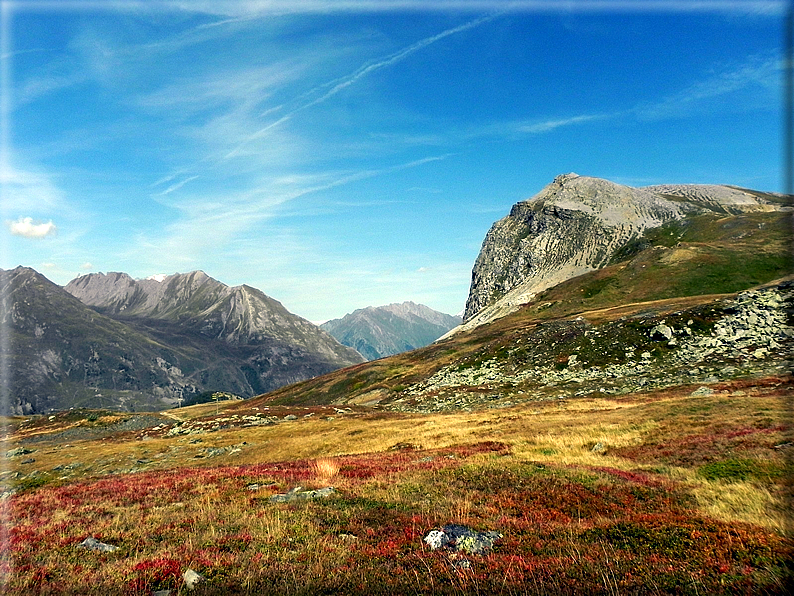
[2,377,792,594]
[252,210,792,410]
[2,209,792,594]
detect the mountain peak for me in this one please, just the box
[322,302,461,360]
[460,174,789,331]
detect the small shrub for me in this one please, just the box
[14,475,49,493]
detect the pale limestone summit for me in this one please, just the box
[448,173,787,337]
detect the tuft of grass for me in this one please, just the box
[311,457,340,485]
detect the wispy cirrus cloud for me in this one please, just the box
[163,1,786,18]
[455,51,781,144]
[133,153,451,272]
[519,113,612,134]
[225,12,500,158]
[152,175,200,196]
[635,53,780,120]
[0,163,64,212]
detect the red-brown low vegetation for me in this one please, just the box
[3,439,791,594]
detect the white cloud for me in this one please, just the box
[7,217,57,238]
[80,262,94,270]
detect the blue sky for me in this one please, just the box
[1,1,786,322]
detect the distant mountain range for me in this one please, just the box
[0,268,363,415]
[260,175,792,412]
[320,302,461,360]
[4,174,790,416]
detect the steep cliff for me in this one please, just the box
[459,174,788,332]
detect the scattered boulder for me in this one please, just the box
[591,442,608,455]
[269,486,336,503]
[690,386,714,397]
[6,447,34,458]
[650,324,674,342]
[423,524,502,555]
[182,568,205,590]
[77,536,118,553]
[338,533,359,543]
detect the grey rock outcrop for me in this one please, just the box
[182,569,205,590]
[77,537,119,553]
[458,174,789,333]
[394,282,792,413]
[424,524,502,555]
[269,486,336,503]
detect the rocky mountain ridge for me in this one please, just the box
[458,174,789,334]
[1,267,362,415]
[65,271,358,361]
[320,302,461,360]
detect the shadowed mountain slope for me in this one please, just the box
[0,268,362,414]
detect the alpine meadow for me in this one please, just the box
[1,2,792,595]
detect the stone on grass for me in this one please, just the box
[591,442,608,455]
[183,568,205,590]
[650,324,674,341]
[423,524,502,555]
[424,529,451,550]
[269,486,336,503]
[77,536,118,553]
[690,386,714,397]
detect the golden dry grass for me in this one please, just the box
[311,457,340,484]
[4,377,791,536]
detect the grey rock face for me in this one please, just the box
[463,174,689,324]
[460,174,789,331]
[643,184,787,214]
[65,271,362,362]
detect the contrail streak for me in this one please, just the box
[224,12,499,159]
